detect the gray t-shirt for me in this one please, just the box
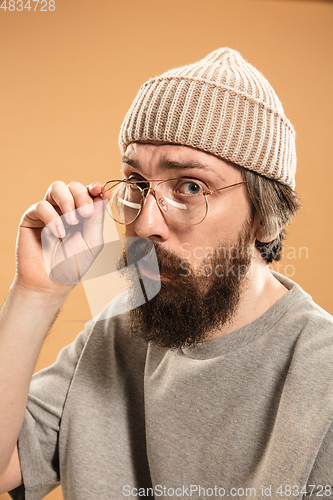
[9,273,333,500]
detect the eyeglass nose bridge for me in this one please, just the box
[140,179,163,196]
[140,182,169,215]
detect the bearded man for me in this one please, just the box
[1,48,333,500]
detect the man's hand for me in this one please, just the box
[16,180,107,294]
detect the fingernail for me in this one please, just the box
[78,204,94,216]
[55,221,66,238]
[66,210,79,225]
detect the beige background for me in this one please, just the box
[0,0,332,498]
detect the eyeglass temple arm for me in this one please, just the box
[205,181,246,195]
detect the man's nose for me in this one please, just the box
[132,190,170,242]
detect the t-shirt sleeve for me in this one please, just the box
[8,322,93,500]
[307,419,333,493]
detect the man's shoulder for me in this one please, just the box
[291,287,332,329]
[273,271,332,318]
[272,272,333,350]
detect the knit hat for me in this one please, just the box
[119,48,296,189]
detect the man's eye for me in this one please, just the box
[178,181,202,195]
[128,178,149,189]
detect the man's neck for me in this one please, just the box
[207,253,288,340]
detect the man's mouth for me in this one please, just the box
[138,260,169,281]
[124,238,182,282]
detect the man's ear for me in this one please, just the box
[253,212,279,243]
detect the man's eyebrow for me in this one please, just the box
[121,156,212,172]
[160,159,212,171]
[121,156,140,169]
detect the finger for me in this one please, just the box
[67,181,96,219]
[44,181,80,225]
[87,182,104,198]
[45,181,93,225]
[90,181,112,203]
[19,200,66,239]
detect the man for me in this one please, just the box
[0,48,332,500]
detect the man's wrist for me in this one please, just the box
[8,278,73,307]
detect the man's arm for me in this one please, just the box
[0,446,21,493]
[0,283,71,493]
[0,181,105,493]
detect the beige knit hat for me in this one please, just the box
[119,48,296,189]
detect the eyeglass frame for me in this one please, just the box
[101,178,247,226]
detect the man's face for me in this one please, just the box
[122,142,258,348]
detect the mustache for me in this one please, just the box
[122,238,184,278]
[123,238,156,267]
[122,236,253,281]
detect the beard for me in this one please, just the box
[121,223,253,350]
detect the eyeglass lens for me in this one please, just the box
[103,179,208,226]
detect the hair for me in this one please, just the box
[241,169,301,263]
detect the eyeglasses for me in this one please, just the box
[101,178,246,226]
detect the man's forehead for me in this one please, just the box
[124,142,210,161]
[122,142,239,178]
